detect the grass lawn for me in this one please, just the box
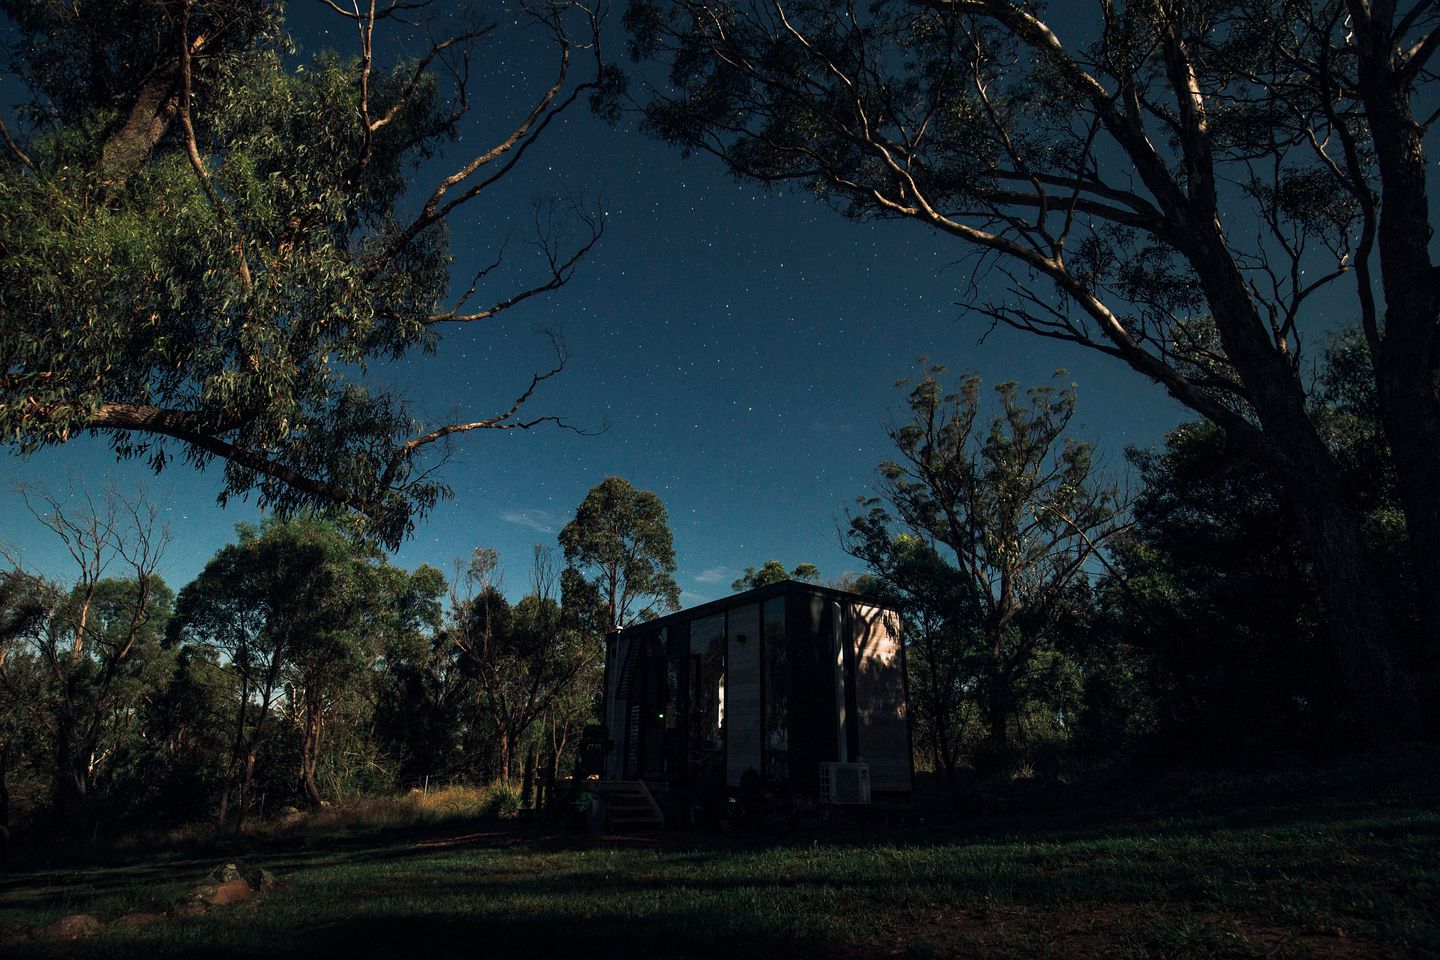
[1,760,1437,959]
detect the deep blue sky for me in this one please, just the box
[0,2,1191,604]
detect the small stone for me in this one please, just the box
[208,862,246,884]
[203,879,253,906]
[46,914,101,940]
[113,912,165,928]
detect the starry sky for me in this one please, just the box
[0,2,1192,605]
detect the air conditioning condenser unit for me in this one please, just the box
[819,762,871,804]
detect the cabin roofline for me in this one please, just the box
[614,579,901,637]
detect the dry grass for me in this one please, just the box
[104,783,523,854]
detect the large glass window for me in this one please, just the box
[763,597,788,783]
[689,614,726,766]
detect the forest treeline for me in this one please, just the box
[0,327,1407,838]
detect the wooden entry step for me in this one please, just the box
[592,780,665,832]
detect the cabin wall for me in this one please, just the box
[725,603,763,787]
[850,604,912,792]
[603,631,631,782]
[786,594,841,797]
[665,620,690,786]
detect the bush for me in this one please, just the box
[483,781,525,819]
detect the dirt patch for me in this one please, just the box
[1221,916,1387,960]
[44,914,102,941]
[881,902,1390,958]
[2,861,283,942]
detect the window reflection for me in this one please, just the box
[763,597,788,783]
[689,614,726,775]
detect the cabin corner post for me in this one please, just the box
[603,629,623,781]
[832,600,849,765]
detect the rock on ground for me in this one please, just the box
[177,861,280,913]
[45,914,101,940]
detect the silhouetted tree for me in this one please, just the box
[450,546,601,785]
[559,477,681,630]
[171,517,432,824]
[0,485,171,831]
[731,560,820,591]
[849,368,1125,773]
[1102,422,1330,759]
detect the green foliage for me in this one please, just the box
[447,546,602,786]
[1103,421,1329,757]
[0,0,602,547]
[482,780,525,818]
[730,560,820,592]
[849,368,1124,777]
[1090,328,1411,760]
[559,477,681,629]
[169,516,445,820]
[0,486,174,829]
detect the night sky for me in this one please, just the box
[0,3,1191,604]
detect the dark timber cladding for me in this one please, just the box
[602,580,912,797]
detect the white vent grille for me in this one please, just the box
[819,762,871,804]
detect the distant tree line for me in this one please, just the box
[0,477,679,839]
[850,332,1408,800]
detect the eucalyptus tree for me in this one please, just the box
[0,0,615,548]
[731,560,821,591]
[625,0,1440,733]
[0,486,172,828]
[171,516,433,823]
[848,369,1126,769]
[559,476,681,630]
[451,546,601,783]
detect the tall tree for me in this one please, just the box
[0,0,615,547]
[559,476,681,630]
[170,516,430,822]
[847,369,1125,770]
[0,486,172,829]
[1100,329,1408,755]
[452,546,601,783]
[1104,421,1332,757]
[625,0,1440,734]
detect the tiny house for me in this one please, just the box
[599,580,912,802]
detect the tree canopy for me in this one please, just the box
[848,368,1125,772]
[0,0,613,547]
[559,476,681,630]
[731,560,820,591]
[170,516,443,821]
